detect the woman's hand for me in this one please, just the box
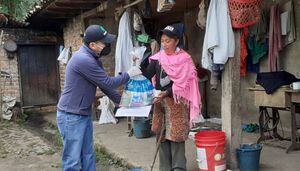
[153,91,168,104]
[132,55,141,65]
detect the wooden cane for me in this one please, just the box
[150,112,165,171]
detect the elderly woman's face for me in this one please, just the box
[161,34,179,55]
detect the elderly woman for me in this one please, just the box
[141,25,201,171]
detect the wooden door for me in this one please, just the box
[18,45,59,106]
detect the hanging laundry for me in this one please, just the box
[196,0,206,30]
[246,37,264,74]
[115,10,134,76]
[240,28,248,77]
[248,10,268,44]
[247,55,260,74]
[202,0,235,89]
[247,36,268,65]
[132,11,146,47]
[133,12,145,33]
[211,64,224,90]
[245,10,268,75]
[202,0,235,70]
[268,4,283,72]
[280,0,296,46]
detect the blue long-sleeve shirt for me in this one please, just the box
[57,45,130,115]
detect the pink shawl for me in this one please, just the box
[150,49,201,125]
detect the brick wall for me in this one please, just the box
[0,28,58,106]
[61,16,84,91]
[0,38,20,102]
[61,13,120,98]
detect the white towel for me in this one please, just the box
[201,0,235,71]
[115,11,134,76]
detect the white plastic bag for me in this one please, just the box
[129,46,147,65]
[1,95,16,120]
[98,96,117,124]
[120,46,154,107]
[57,47,71,64]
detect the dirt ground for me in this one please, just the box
[0,116,128,171]
[0,121,61,171]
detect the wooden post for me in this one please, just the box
[221,31,242,169]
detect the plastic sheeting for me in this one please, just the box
[57,47,71,64]
[1,95,16,120]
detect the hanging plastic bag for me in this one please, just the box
[98,96,117,124]
[57,47,71,64]
[120,46,154,107]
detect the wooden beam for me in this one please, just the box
[44,9,79,15]
[54,2,99,9]
[46,7,84,13]
[39,12,78,19]
[58,0,102,3]
[82,1,108,19]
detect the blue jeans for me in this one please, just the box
[57,111,96,171]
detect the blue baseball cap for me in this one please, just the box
[83,25,116,44]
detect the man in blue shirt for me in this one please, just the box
[57,25,141,171]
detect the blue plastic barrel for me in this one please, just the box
[133,118,151,138]
[236,144,262,171]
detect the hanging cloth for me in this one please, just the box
[202,0,235,71]
[268,4,283,72]
[240,28,248,76]
[280,0,296,46]
[196,0,206,29]
[115,10,134,76]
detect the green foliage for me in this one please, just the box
[0,5,8,14]
[0,0,41,21]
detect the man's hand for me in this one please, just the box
[127,66,142,78]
